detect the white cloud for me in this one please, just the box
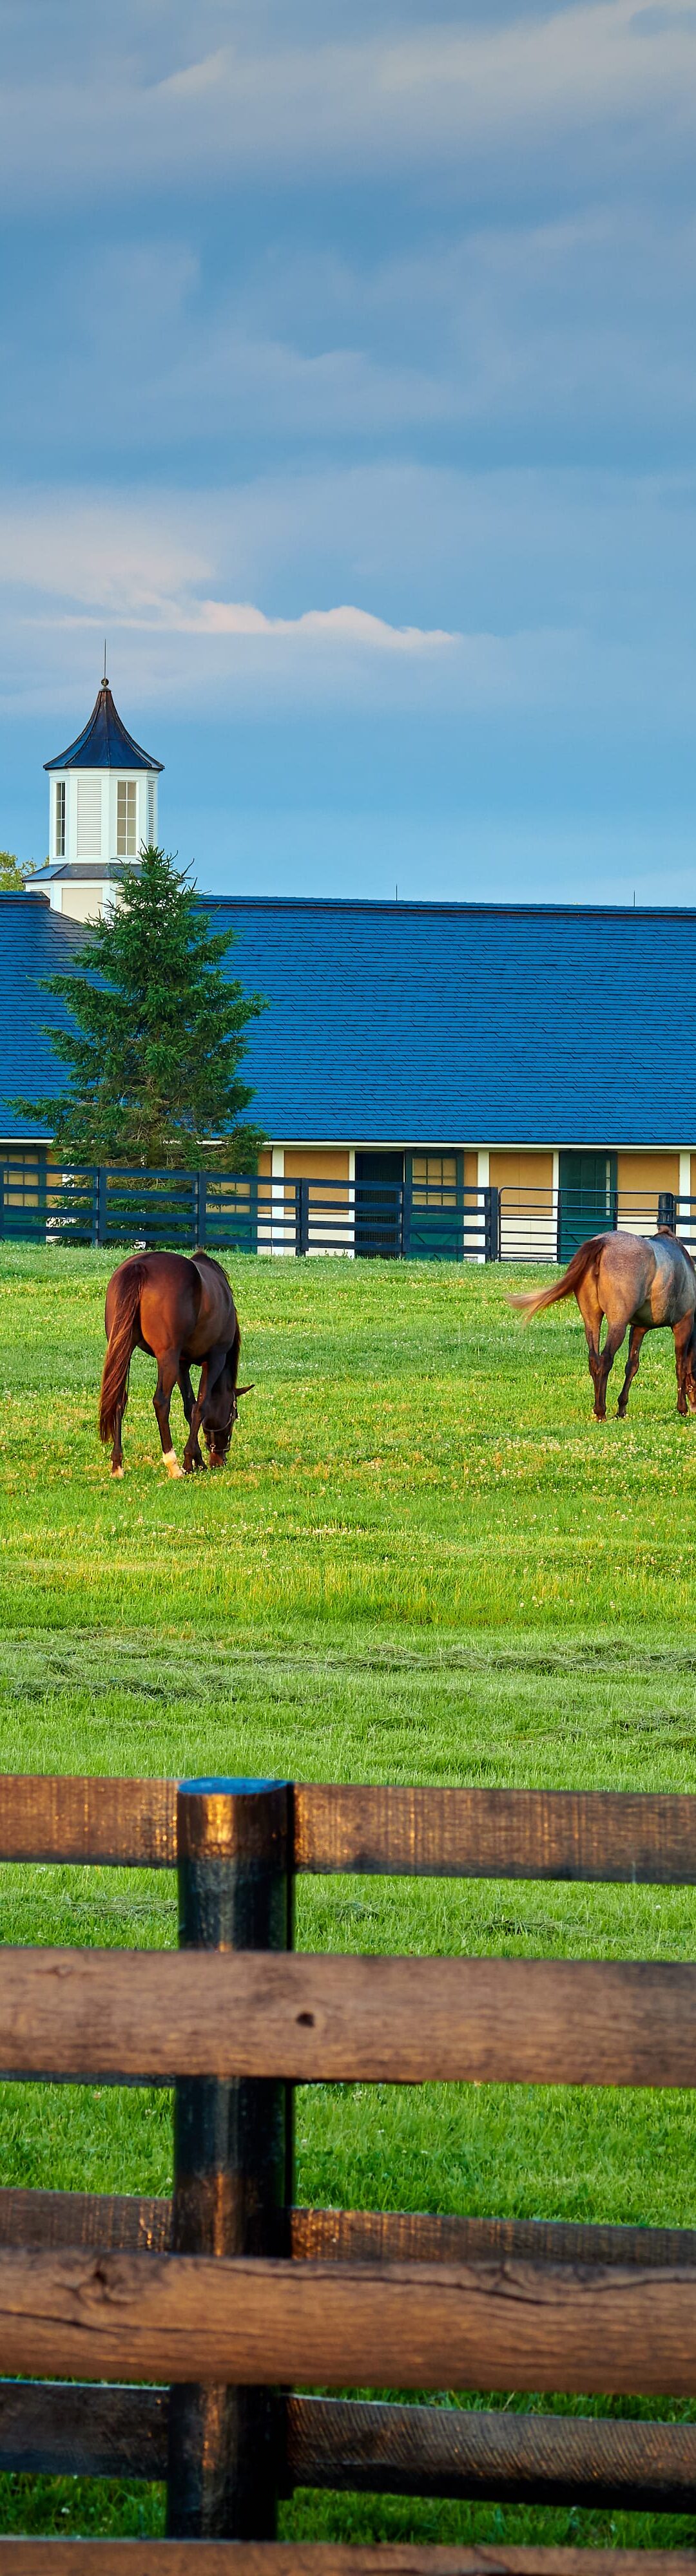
[127,598,456,651]
[1,464,695,729]
[0,497,454,655]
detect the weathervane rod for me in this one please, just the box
[102,638,107,685]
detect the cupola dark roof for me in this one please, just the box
[44,680,163,774]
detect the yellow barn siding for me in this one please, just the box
[615,1153,679,1228]
[490,1152,555,1262]
[284,1150,350,1180]
[489,1151,554,1200]
[463,1151,478,1189]
[256,1150,273,1177]
[617,1153,679,1196]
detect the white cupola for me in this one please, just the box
[33,674,164,921]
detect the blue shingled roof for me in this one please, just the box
[44,683,162,773]
[205,898,696,1147]
[3,894,696,1148]
[0,896,85,1141]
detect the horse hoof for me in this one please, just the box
[163,1454,185,1479]
[111,1465,124,1479]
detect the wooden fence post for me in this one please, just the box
[166,1774,293,2542]
[295,1177,310,1256]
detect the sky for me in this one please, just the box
[1,0,696,905]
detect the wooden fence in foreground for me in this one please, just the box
[0,1774,695,2576]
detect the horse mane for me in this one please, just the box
[192,1249,239,1383]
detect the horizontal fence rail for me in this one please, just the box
[1,2244,696,2396]
[3,1776,696,1880]
[5,2186,696,2275]
[3,2548,696,2575]
[1,1949,696,2087]
[0,2378,694,2517]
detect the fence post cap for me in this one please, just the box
[177,1775,288,1795]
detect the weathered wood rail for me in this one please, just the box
[2,1774,696,1879]
[0,1769,694,2573]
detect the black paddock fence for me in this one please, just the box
[1,1770,696,2575]
[0,1162,499,1260]
[3,1159,696,1262]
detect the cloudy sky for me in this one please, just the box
[1,0,695,902]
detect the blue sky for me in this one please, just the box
[1,0,696,903]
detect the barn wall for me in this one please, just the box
[490,1151,555,1258]
[284,1150,351,1180]
[489,1151,554,1197]
[616,1151,679,1197]
[615,1151,679,1228]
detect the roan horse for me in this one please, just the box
[99,1249,251,1476]
[509,1228,696,1420]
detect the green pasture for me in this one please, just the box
[0,1242,695,2550]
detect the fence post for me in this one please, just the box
[401,1173,412,1260]
[296,1176,310,1256]
[659,1191,677,1231]
[484,1186,501,1262]
[95,1168,108,1249]
[197,1172,208,1249]
[166,1775,293,2541]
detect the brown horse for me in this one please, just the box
[509,1228,696,1420]
[99,1249,251,1477]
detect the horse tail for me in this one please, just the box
[508,1234,608,1323]
[99,1264,145,1444]
[228,1314,241,1389]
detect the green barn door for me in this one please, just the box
[557,1152,617,1262]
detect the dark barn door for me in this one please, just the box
[558,1151,617,1263]
[354,1151,404,1258]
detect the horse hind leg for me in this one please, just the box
[617,1323,645,1419]
[577,1277,605,1417]
[111,1410,124,1478]
[593,1321,626,1421]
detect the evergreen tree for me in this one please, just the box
[15,847,266,1169]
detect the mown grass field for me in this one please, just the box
[1,1240,696,2550]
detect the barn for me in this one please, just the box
[3,677,695,1259]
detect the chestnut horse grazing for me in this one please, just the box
[99,1249,250,1477]
[509,1229,696,1421]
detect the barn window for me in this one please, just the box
[54,781,65,858]
[117,780,137,857]
[411,1155,459,1208]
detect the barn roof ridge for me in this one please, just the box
[201,894,696,923]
